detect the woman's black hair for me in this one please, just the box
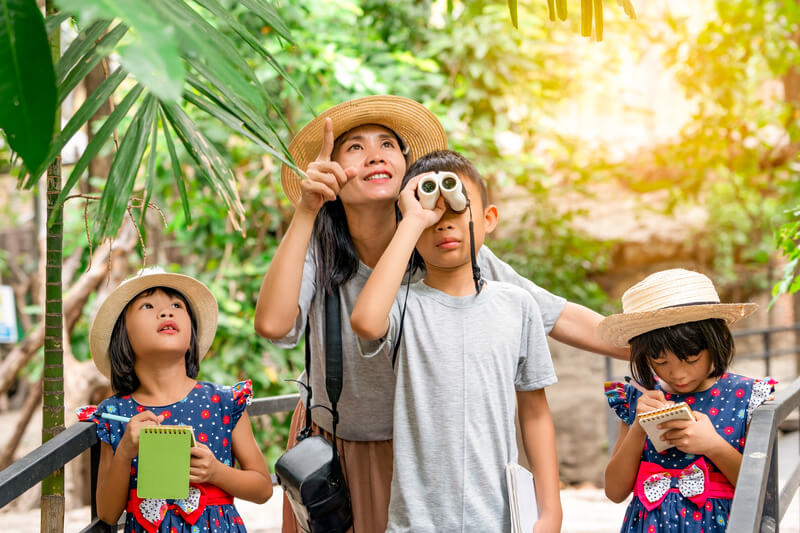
[629,318,734,389]
[108,286,200,395]
[312,125,409,294]
[398,149,490,273]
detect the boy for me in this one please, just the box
[350,150,562,532]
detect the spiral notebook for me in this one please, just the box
[136,425,195,499]
[506,463,537,533]
[638,402,695,453]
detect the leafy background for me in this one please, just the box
[1,0,799,466]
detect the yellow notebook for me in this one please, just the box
[638,402,695,453]
[136,425,195,499]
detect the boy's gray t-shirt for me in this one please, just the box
[273,244,566,441]
[362,280,557,532]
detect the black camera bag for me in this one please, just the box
[275,290,353,533]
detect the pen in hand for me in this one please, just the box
[624,375,648,394]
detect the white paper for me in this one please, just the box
[506,462,538,533]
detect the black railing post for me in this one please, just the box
[90,442,100,520]
[761,439,780,532]
[764,330,772,377]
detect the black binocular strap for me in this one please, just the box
[391,268,412,370]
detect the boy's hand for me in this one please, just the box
[659,411,724,455]
[116,411,163,461]
[398,174,445,229]
[299,118,357,215]
[189,443,221,484]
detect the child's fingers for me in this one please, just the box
[642,390,667,403]
[190,443,211,457]
[403,175,422,192]
[657,419,691,430]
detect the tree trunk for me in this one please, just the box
[41,2,64,531]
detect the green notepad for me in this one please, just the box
[136,425,195,499]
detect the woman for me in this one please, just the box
[255,95,628,532]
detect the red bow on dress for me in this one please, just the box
[635,458,710,511]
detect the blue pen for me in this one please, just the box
[76,405,131,423]
[98,412,131,423]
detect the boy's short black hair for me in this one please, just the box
[402,149,489,209]
[629,318,734,389]
[108,286,200,395]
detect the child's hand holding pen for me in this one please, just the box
[625,376,673,425]
[76,405,163,461]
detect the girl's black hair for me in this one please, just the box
[629,318,734,389]
[399,149,490,273]
[108,286,200,395]
[312,125,409,294]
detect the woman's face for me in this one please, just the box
[333,124,407,206]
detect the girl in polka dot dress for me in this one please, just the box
[88,269,273,532]
[597,269,774,532]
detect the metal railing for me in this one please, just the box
[728,376,800,532]
[0,393,300,532]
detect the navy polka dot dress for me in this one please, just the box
[96,381,252,533]
[604,373,773,532]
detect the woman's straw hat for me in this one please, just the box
[89,267,218,378]
[598,269,757,348]
[281,95,448,204]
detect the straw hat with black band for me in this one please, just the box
[597,269,758,348]
[280,95,448,205]
[90,268,218,379]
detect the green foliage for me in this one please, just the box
[0,0,57,175]
[8,0,302,246]
[608,0,800,293]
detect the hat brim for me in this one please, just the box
[280,95,447,204]
[597,303,758,348]
[89,273,218,379]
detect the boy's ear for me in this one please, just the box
[483,204,498,234]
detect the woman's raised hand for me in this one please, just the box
[298,118,357,214]
[116,411,164,461]
[398,174,445,228]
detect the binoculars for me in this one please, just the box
[416,172,468,213]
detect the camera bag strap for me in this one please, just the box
[298,290,344,459]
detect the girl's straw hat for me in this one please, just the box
[598,269,758,348]
[281,95,448,204]
[89,268,218,378]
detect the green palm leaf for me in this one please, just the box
[49,84,144,222]
[54,18,110,83]
[161,101,246,233]
[238,0,294,44]
[35,65,126,178]
[57,22,127,104]
[1,0,56,177]
[161,108,192,225]
[94,93,157,239]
